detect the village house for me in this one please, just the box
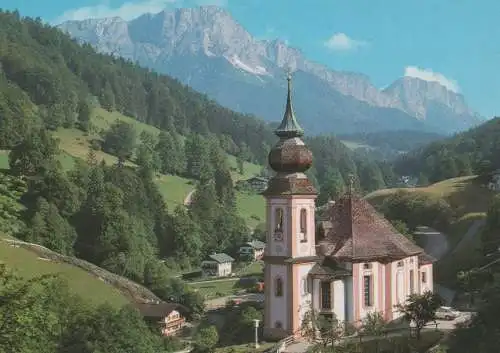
[135,302,188,336]
[239,240,266,261]
[262,75,436,340]
[201,253,235,277]
[236,176,270,193]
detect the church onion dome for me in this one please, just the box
[268,74,313,174]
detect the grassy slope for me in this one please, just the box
[366,175,490,239]
[52,108,265,226]
[366,176,491,285]
[0,233,130,308]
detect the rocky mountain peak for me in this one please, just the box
[384,76,472,119]
[57,5,483,134]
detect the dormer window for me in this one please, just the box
[300,208,307,242]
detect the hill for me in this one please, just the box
[339,130,445,160]
[0,232,163,307]
[52,107,266,226]
[58,6,482,135]
[393,117,500,183]
[366,176,491,285]
[367,175,490,222]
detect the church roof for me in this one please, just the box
[418,253,436,265]
[309,256,352,279]
[318,192,424,261]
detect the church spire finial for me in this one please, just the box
[274,70,304,139]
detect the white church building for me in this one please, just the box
[261,75,435,340]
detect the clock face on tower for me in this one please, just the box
[273,231,284,241]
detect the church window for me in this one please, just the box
[275,277,283,297]
[320,281,332,310]
[300,208,307,242]
[275,321,283,329]
[421,271,427,284]
[363,275,373,307]
[301,277,308,295]
[274,208,283,232]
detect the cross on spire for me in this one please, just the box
[274,69,304,139]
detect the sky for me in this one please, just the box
[5,0,500,117]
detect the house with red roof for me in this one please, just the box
[262,75,435,340]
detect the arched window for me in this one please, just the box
[274,208,283,232]
[300,208,307,242]
[275,321,283,329]
[275,277,283,297]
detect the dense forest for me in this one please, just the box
[394,117,500,183]
[338,130,445,161]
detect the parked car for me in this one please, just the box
[435,306,461,320]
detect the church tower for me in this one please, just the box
[262,74,318,340]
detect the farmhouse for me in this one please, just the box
[262,75,436,340]
[135,302,188,336]
[239,240,266,261]
[201,253,235,277]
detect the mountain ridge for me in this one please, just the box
[58,5,484,135]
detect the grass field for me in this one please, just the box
[0,234,129,308]
[188,279,240,299]
[0,150,8,169]
[236,192,265,229]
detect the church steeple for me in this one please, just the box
[274,74,304,139]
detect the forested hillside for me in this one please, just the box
[338,130,445,160]
[394,117,500,183]
[0,9,395,321]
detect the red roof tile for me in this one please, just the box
[318,193,424,261]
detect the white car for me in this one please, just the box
[435,306,461,321]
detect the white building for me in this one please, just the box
[261,75,435,340]
[201,253,235,277]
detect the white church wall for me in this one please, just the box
[269,264,288,329]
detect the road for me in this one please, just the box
[206,293,264,310]
[414,226,449,260]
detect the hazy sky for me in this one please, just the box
[6,0,500,117]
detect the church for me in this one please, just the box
[262,75,435,340]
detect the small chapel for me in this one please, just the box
[262,75,436,340]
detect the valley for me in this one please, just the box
[0,5,498,353]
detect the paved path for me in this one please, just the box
[183,189,196,206]
[414,226,449,260]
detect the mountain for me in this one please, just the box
[58,6,483,135]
